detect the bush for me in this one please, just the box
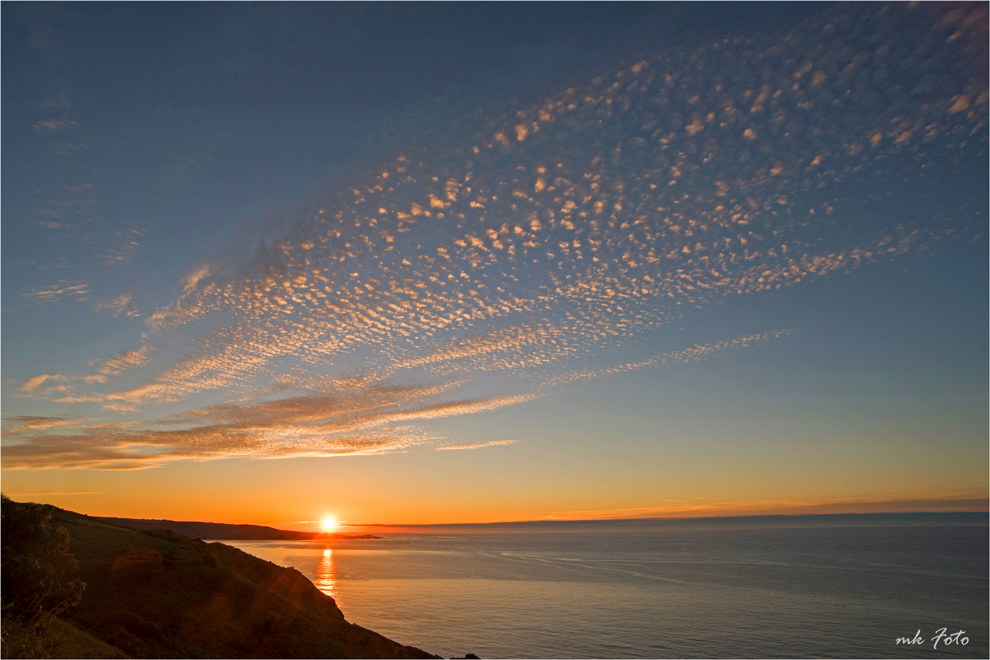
[1,496,85,632]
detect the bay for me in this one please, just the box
[222,521,988,658]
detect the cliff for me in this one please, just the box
[1,499,435,658]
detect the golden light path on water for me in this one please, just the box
[316,548,340,603]
[5,2,986,470]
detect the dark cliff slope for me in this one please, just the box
[7,502,435,658]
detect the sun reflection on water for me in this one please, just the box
[316,547,340,604]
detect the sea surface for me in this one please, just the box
[222,519,988,658]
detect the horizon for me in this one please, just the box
[5,492,986,534]
[2,3,987,532]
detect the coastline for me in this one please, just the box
[1,498,436,659]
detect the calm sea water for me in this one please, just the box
[223,522,988,658]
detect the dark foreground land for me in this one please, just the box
[1,497,435,659]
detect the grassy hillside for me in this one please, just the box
[2,499,435,659]
[2,617,127,659]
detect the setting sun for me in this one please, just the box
[323,518,336,531]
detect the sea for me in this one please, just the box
[221,516,988,659]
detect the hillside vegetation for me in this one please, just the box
[1,497,435,659]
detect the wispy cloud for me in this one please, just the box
[436,439,518,451]
[94,292,141,318]
[23,280,89,304]
[11,334,775,468]
[20,375,67,394]
[32,119,78,132]
[3,380,500,468]
[21,375,53,393]
[33,197,99,229]
[43,91,70,110]
[49,142,85,157]
[101,227,144,267]
[2,415,81,432]
[45,198,98,209]
[85,344,153,383]
[543,331,791,389]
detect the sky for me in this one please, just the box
[2,2,987,530]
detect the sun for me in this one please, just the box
[322,518,336,531]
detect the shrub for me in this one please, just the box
[1,496,86,632]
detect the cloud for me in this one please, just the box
[101,227,144,267]
[45,198,98,208]
[2,380,514,469]
[100,403,140,414]
[43,91,70,110]
[20,375,66,394]
[2,415,81,432]
[32,119,78,132]
[94,292,141,318]
[31,197,99,233]
[13,334,777,468]
[543,332,791,389]
[182,264,211,297]
[22,376,49,392]
[436,439,518,451]
[50,142,85,157]
[30,3,987,468]
[65,183,93,193]
[23,280,89,304]
[82,344,154,385]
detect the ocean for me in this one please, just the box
[222,518,988,658]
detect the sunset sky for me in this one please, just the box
[2,3,987,531]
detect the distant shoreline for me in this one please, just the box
[95,516,383,541]
[93,511,990,539]
[345,511,989,534]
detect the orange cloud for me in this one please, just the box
[8,332,787,469]
[23,280,89,304]
[3,381,531,469]
[436,440,518,451]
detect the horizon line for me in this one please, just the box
[343,510,989,528]
[7,493,986,530]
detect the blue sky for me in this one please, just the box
[2,2,987,525]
